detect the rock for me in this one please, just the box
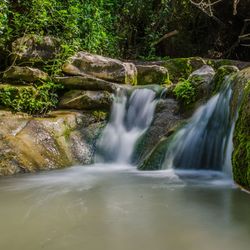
[59,90,113,110]
[163,57,206,82]
[62,52,137,85]
[54,75,125,93]
[136,64,169,85]
[132,98,183,168]
[0,110,105,176]
[11,35,60,65]
[213,65,239,93]
[3,66,48,83]
[232,67,250,190]
[188,65,215,98]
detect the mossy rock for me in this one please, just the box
[212,65,239,93]
[164,57,206,82]
[136,64,169,85]
[232,80,250,190]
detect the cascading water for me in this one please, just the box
[163,79,234,173]
[95,88,157,163]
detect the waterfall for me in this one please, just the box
[95,89,157,163]
[163,81,234,173]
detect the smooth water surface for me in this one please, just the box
[0,165,250,250]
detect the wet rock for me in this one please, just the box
[132,98,183,168]
[62,52,137,85]
[136,64,169,85]
[11,35,60,65]
[213,65,239,93]
[3,66,48,83]
[59,90,113,110]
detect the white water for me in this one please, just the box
[95,89,157,163]
[163,82,234,173]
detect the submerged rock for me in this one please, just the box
[59,90,113,110]
[3,66,48,83]
[0,110,105,176]
[63,52,137,85]
[136,64,169,85]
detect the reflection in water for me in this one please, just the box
[0,165,249,250]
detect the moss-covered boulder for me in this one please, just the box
[59,90,113,110]
[164,57,206,82]
[232,66,250,190]
[136,64,169,85]
[63,52,137,85]
[0,110,105,176]
[11,35,60,65]
[3,66,48,83]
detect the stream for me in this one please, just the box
[0,165,250,250]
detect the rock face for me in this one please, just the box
[59,90,113,110]
[136,65,169,85]
[11,35,60,65]
[3,66,48,82]
[232,67,250,190]
[0,110,105,176]
[62,52,137,85]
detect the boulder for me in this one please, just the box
[62,52,137,85]
[54,75,126,93]
[136,64,169,85]
[0,110,105,176]
[163,57,207,82]
[11,35,60,65]
[59,90,113,110]
[188,65,215,98]
[3,66,48,83]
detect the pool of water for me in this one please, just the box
[0,164,250,250]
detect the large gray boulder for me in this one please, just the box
[62,52,137,85]
[59,90,113,110]
[0,110,105,176]
[3,66,48,83]
[11,35,60,65]
[136,64,169,85]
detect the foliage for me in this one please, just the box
[0,81,60,114]
[173,78,196,105]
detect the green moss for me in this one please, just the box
[164,58,193,82]
[173,78,196,105]
[92,110,108,122]
[232,81,250,190]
